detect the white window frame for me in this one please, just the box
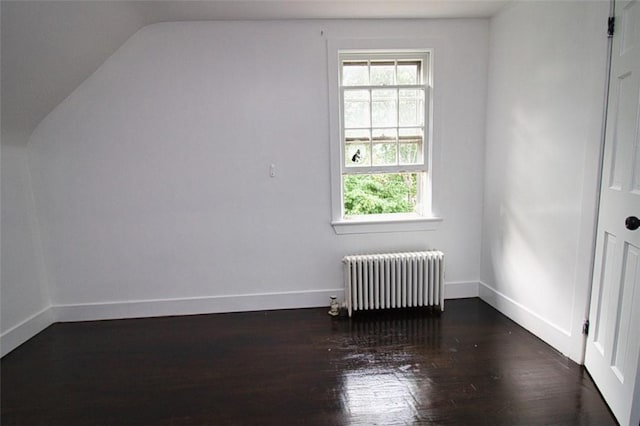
[327,39,442,234]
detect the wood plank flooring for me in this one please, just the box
[1,298,616,425]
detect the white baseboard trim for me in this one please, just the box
[478,281,573,357]
[53,282,480,323]
[52,288,346,323]
[444,281,479,299]
[1,306,54,357]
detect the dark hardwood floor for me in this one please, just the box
[1,298,616,425]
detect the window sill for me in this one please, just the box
[331,214,442,235]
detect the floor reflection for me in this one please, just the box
[331,309,441,424]
[341,367,423,424]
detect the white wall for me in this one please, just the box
[481,1,609,361]
[1,135,53,356]
[27,19,488,321]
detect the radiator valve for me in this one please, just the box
[328,296,340,316]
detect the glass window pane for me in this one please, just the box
[398,89,424,127]
[372,89,396,100]
[370,61,395,86]
[343,173,419,216]
[397,61,420,84]
[399,143,421,165]
[399,100,418,126]
[345,129,370,142]
[372,128,397,166]
[372,128,397,142]
[345,89,370,100]
[345,142,370,167]
[344,90,370,128]
[373,143,397,166]
[399,127,423,139]
[399,89,419,98]
[371,89,397,127]
[342,62,369,86]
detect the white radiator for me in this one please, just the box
[343,251,445,317]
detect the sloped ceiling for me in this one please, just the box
[0,0,508,143]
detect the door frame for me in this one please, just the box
[582,0,616,365]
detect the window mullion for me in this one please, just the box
[395,88,400,166]
[422,86,429,165]
[339,87,344,173]
[367,59,372,168]
[368,88,373,167]
[394,56,399,166]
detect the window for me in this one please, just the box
[329,46,441,234]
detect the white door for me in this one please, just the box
[586,1,640,425]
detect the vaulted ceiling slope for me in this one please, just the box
[0,0,508,144]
